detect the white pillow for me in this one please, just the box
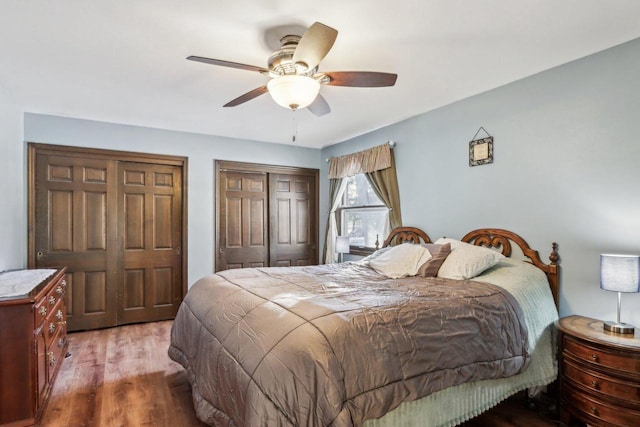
[369,244,432,279]
[434,237,504,280]
[359,246,393,265]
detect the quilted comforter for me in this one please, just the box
[168,263,530,427]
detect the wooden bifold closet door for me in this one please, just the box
[28,144,188,332]
[216,161,319,272]
[118,161,183,325]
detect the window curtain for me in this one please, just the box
[364,148,402,231]
[323,177,347,264]
[324,143,402,263]
[328,143,392,179]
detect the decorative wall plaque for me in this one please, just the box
[469,127,493,166]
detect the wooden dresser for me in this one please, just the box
[0,268,68,427]
[557,315,640,426]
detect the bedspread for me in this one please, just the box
[168,263,530,427]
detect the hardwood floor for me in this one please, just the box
[40,321,561,427]
[41,321,206,427]
[461,393,561,427]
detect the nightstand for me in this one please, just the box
[557,315,640,426]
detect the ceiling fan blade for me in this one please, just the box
[187,56,269,73]
[307,94,331,116]
[292,22,338,71]
[224,85,269,107]
[324,71,398,87]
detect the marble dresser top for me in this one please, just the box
[0,269,58,299]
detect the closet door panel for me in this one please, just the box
[217,171,269,271]
[33,154,118,331]
[118,162,183,324]
[269,173,317,267]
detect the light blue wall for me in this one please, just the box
[0,88,25,271]
[6,38,640,325]
[23,114,321,285]
[321,38,640,325]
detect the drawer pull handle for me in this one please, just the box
[61,279,67,287]
[56,309,63,320]
[49,296,56,305]
[48,351,56,366]
[49,322,56,333]
[591,380,598,389]
[591,354,598,362]
[56,286,63,295]
[590,407,598,415]
[39,306,47,317]
[58,338,65,348]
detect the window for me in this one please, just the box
[338,174,388,254]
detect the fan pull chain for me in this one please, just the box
[292,109,297,143]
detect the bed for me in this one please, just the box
[169,227,560,426]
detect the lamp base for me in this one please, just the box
[603,320,636,334]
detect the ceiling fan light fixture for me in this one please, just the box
[267,75,320,110]
[189,21,397,115]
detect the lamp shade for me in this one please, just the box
[335,236,350,254]
[600,254,640,293]
[267,75,320,110]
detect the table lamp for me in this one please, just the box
[336,236,350,263]
[600,254,640,334]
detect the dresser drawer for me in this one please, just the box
[34,294,49,326]
[35,280,64,325]
[45,297,66,345]
[45,277,66,310]
[563,357,640,409]
[564,381,640,426]
[46,324,67,383]
[564,335,640,378]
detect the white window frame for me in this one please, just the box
[336,175,388,255]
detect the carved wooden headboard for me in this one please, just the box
[461,228,560,309]
[377,226,559,309]
[381,226,432,248]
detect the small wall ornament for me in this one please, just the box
[469,127,493,167]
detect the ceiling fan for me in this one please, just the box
[188,22,398,116]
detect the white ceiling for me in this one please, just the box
[1,1,639,148]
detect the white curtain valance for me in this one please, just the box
[328,143,391,179]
